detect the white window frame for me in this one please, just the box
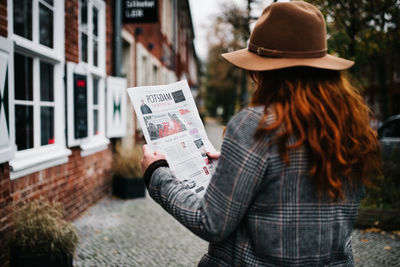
[64,0,108,156]
[150,56,161,85]
[8,0,64,62]
[120,30,135,138]
[78,0,106,74]
[66,63,109,157]
[136,42,150,86]
[7,0,70,179]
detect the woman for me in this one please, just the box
[141,2,381,266]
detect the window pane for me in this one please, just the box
[39,3,54,48]
[93,7,98,37]
[81,33,88,62]
[15,105,33,150]
[93,39,98,67]
[93,77,98,105]
[41,106,54,145]
[40,61,54,101]
[93,109,98,135]
[14,53,33,100]
[13,0,32,40]
[42,0,53,6]
[81,0,88,28]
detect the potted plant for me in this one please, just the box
[112,141,146,199]
[9,199,78,267]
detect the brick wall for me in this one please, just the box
[0,0,7,37]
[0,163,11,266]
[0,1,119,266]
[65,0,79,63]
[0,147,113,266]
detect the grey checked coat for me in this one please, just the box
[146,107,363,266]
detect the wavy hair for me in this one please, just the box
[250,67,381,201]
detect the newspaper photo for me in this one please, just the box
[127,80,218,197]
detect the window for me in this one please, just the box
[13,0,54,49]
[13,0,32,41]
[68,0,107,155]
[79,0,103,68]
[152,65,158,85]
[92,7,99,67]
[9,0,69,179]
[92,76,100,135]
[66,63,108,156]
[80,0,88,62]
[141,55,148,85]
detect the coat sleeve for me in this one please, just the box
[147,108,271,242]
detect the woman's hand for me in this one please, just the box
[141,145,166,174]
[207,152,221,160]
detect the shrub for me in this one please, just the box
[10,199,79,255]
[112,140,143,178]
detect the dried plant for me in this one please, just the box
[112,141,143,178]
[10,199,78,255]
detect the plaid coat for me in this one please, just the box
[147,107,363,266]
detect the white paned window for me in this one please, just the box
[13,0,54,48]
[92,76,100,136]
[152,65,158,85]
[136,43,151,86]
[141,55,149,86]
[8,0,70,179]
[66,0,107,156]
[79,0,105,71]
[13,54,56,150]
[66,65,108,156]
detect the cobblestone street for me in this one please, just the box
[73,119,400,266]
[73,197,208,266]
[73,196,400,266]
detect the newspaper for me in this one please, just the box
[127,80,218,196]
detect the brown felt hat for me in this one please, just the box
[222,1,354,71]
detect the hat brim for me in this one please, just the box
[221,48,354,71]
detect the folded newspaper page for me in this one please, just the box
[127,80,218,196]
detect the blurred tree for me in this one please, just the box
[204,1,255,122]
[307,0,400,119]
[204,15,242,123]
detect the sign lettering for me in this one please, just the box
[123,0,158,23]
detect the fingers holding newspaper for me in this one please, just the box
[206,152,221,160]
[141,145,166,174]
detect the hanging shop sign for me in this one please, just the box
[106,77,127,138]
[73,74,88,139]
[123,0,158,23]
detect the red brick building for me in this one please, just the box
[0,0,199,265]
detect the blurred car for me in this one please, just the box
[378,114,400,163]
[378,114,400,141]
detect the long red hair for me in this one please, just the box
[250,67,381,200]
